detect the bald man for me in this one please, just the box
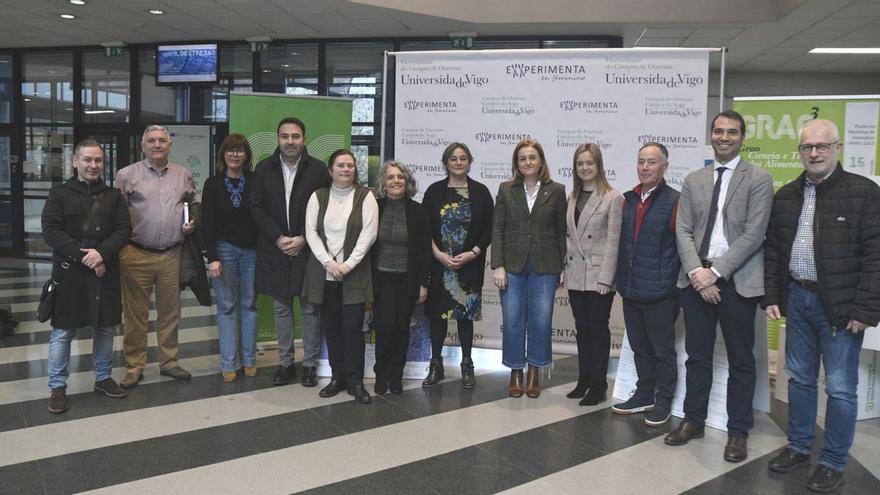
[763,119,880,493]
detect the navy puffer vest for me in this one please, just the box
[616,182,680,302]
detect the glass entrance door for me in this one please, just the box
[0,134,20,254]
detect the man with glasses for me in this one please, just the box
[666,110,774,463]
[116,125,196,388]
[763,118,880,493]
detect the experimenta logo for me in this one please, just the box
[474,132,531,144]
[403,100,458,112]
[506,63,587,79]
[559,100,619,112]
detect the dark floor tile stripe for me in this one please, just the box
[684,445,880,495]
[0,359,581,495]
[0,364,282,433]
[0,313,218,348]
[297,406,667,495]
[0,338,221,383]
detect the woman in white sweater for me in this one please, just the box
[302,149,379,404]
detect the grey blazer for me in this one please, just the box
[564,188,624,292]
[675,159,774,298]
[491,180,567,274]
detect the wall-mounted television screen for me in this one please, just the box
[156,43,218,84]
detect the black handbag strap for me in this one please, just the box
[52,261,71,285]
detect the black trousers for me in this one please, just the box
[322,281,366,387]
[622,295,678,406]
[681,280,757,438]
[568,289,615,381]
[373,272,418,382]
[430,318,474,359]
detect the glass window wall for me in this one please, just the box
[82,49,131,123]
[23,52,74,124]
[259,44,319,95]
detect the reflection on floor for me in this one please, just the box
[0,258,878,494]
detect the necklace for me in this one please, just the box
[224,174,246,208]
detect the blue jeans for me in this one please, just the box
[500,261,558,369]
[785,283,864,471]
[48,326,115,390]
[213,241,257,372]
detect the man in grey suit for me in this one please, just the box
[664,110,774,463]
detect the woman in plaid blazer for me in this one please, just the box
[491,139,567,399]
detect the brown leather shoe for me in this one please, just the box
[509,369,524,397]
[664,420,705,446]
[120,372,143,389]
[47,388,68,414]
[526,364,540,398]
[243,366,257,377]
[724,436,748,462]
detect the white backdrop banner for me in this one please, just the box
[393,48,711,354]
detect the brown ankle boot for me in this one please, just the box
[509,369,524,397]
[526,364,541,398]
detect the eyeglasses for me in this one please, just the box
[225,148,246,155]
[798,142,838,154]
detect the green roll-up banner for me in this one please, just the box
[229,92,353,342]
[733,97,879,189]
[733,96,880,350]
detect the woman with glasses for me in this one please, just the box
[202,134,259,382]
[371,161,431,395]
[421,143,493,389]
[492,138,567,398]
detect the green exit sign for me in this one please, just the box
[450,37,474,49]
[251,41,270,53]
[105,46,125,57]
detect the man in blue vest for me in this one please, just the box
[612,142,681,428]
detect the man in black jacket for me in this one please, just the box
[42,139,132,413]
[764,119,880,493]
[251,117,330,387]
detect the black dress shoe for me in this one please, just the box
[374,377,388,395]
[724,436,748,462]
[319,378,347,398]
[301,366,318,387]
[768,447,811,473]
[566,375,590,399]
[272,365,296,386]
[664,420,705,446]
[807,464,844,493]
[348,384,372,404]
[389,376,403,395]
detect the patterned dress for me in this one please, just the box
[434,187,481,320]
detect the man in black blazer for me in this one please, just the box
[251,117,330,387]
